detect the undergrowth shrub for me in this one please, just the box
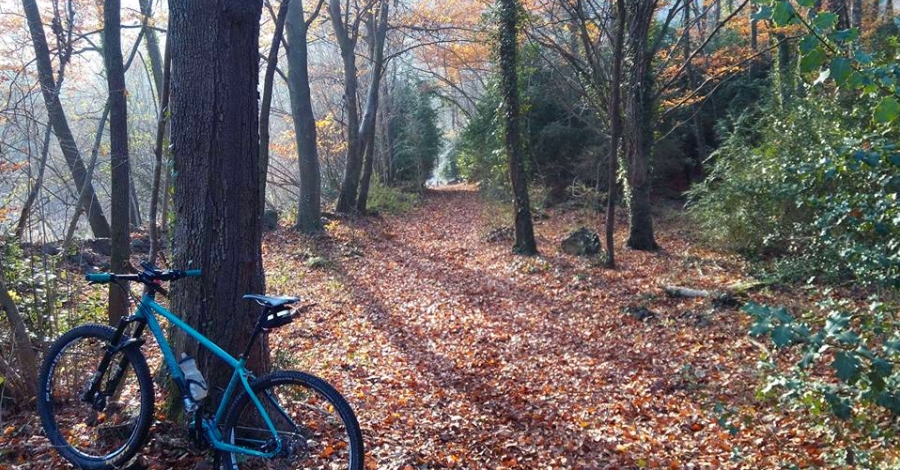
[366,182,418,215]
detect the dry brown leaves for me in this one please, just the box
[2,185,848,469]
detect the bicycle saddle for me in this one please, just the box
[242,294,299,309]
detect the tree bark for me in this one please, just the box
[286,0,324,233]
[624,0,659,251]
[14,124,52,240]
[684,0,706,182]
[260,0,289,214]
[149,34,172,264]
[22,0,111,238]
[0,268,38,402]
[64,103,110,250]
[606,0,626,268]
[831,0,851,29]
[851,0,863,30]
[499,0,537,255]
[139,0,164,96]
[357,0,390,214]
[103,0,131,325]
[332,0,363,213]
[168,0,267,400]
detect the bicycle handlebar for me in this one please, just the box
[85,265,202,285]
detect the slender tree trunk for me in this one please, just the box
[832,0,851,29]
[260,0,289,214]
[888,0,894,18]
[169,0,267,400]
[773,31,796,107]
[851,0,863,29]
[103,0,131,324]
[357,0,390,213]
[22,0,111,238]
[149,36,172,264]
[684,0,706,181]
[0,268,38,401]
[606,0,625,268]
[139,0,164,96]
[332,0,363,213]
[287,0,324,233]
[130,183,142,228]
[624,0,659,251]
[64,103,111,249]
[15,124,51,239]
[499,0,537,255]
[750,3,758,50]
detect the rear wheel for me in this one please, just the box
[37,323,155,470]
[219,371,363,470]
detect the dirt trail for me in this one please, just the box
[4,186,823,469]
[267,186,820,469]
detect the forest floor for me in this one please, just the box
[1,185,855,469]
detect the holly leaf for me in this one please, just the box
[750,317,772,337]
[812,12,837,31]
[825,391,852,420]
[772,1,796,25]
[872,357,893,377]
[752,5,773,21]
[874,97,900,124]
[772,325,794,348]
[834,330,860,346]
[829,58,852,86]
[800,48,826,74]
[832,351,861,384]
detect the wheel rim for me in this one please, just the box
[44,334,145,460]
[226,383,356,469]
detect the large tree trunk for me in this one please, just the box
[499,0,537,255]
[22,0,111,238]
[332,0,363,213]
[168,0,267,400]
[357,0,390,214]
[606,0,626,268]
[260,0,289,214]
[103,0,131,324]
[286,0,324,233]
[624,0,659,251]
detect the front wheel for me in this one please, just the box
[37,323,155,470]
[219,371,363,470]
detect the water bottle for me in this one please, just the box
[178,353,208,401]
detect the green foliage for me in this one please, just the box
[456,85,508,197]
[388,78,443,188]
[455,49,603,202]
[746,300,900,422]
[366,181,418,215]
[719,4,900,462]
[689,90,899,287]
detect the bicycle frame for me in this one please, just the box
[128,293,283,458]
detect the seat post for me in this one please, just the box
[240,306,269,361]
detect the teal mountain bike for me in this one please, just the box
[37,262,363,469]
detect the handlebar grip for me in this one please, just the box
[184,269,202,277]
[85,273,113,283]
